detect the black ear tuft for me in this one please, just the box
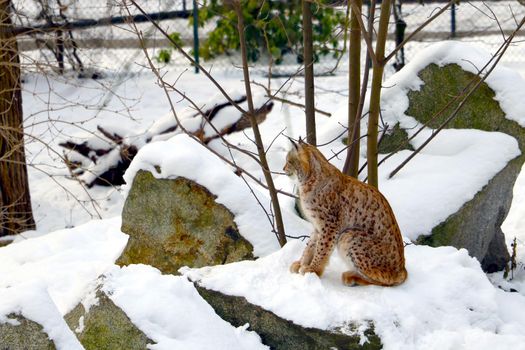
[298,136,305,145]
[286,136,298,150]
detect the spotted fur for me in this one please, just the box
[284,140,407,286]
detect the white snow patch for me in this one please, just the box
[102,264,268,350]
[0,283,83,350]
[0,218,128,350]
[379,129,520,239]
[75,315,85,334]
[78,147,123,185]
[184,241,525,350]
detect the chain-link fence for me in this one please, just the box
[11,0,525,76]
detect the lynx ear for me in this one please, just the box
[298,136,305,145]
[286,136,298,151]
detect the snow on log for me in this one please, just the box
[59,94,273,187]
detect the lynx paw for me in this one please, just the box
[299,265,323,276]
[342,271,373,286]
[289,261,301,273]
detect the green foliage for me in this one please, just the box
[199,0,345,63]
[158,0,346,64]
[157,49,171,63]
[155,33,184,64]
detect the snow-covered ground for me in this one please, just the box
[184,242,525,350]
[2,39,525,349]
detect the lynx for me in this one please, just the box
[284,139,407,286]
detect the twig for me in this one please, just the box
[233,1,287,246]
[252,81,331,117]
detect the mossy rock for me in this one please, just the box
[65,290,152,350]
[406,63,525,272]
[378,123,413,154]
[194,284,381,350]
[0,239,13,248]
[407,64,525,145]
[117,170,254,275]
[0,314,56,350]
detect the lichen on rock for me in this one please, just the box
[117,170,254,275]
[0,315,56,350]
[65,290,152,350]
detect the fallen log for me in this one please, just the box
[60,94,273,187]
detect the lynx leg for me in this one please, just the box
[290,230,319,273]
[299,229,337,276]
[338,228,406,287]
[341,271,375,286]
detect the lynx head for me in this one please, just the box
[283,138,328,181]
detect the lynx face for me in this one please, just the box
[283,140,326,181]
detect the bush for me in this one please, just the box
[158,0,346,64]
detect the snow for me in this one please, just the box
[0,218,268,350]
[78,147,124,186]
[103,264,268,350]
[146,89,247,139]
[378,129,519,239]
[183,241,525,350]
[0,218,127,349]
[0,284,83,350]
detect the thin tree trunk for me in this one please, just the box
[343,0,362,177]
[0,0,35,235]
[367,0,391,188]
[302,0,316,145]
[233,2,287,247]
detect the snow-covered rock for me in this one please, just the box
[184,240,525,350]
[380,43,525,272]
[0,219,269,350]
[0,314,57,350]
[122,134,311,258]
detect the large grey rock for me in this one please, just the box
[405,63,524,272]
[0,315,56,350]
[194,284,381,350]
[65,290,152,350]
[117,170,254,275]
[0,239,12,248]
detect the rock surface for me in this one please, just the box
[117,170,254,274]
[194,284,381,350]
[407,63,524,272]
[0,239,12,248]
[65,290,152,350]
[0,315,56,350]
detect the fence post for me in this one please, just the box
[192,0,199,74]
[56,29,64,74]
[451,2,456,38]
